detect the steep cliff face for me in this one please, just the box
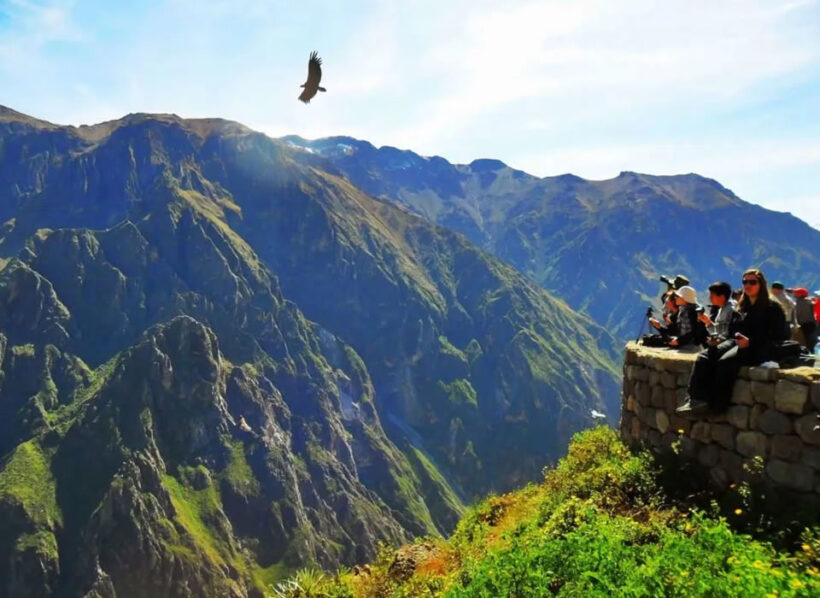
[0,312,455,597]
[0,108,619,596]
[283,136,820,341]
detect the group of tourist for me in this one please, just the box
[644,269,819,414]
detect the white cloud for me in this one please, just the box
[516,138,820,180]
[387,0,819,150]
[1,0,82,44]
[1,0,818,226]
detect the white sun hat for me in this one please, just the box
[676,286,698,304]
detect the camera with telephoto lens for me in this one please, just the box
[695,305,705,314]
[659,275,674,289]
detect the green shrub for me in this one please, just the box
[291,427,820,597]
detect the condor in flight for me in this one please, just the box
[298,51,326,104]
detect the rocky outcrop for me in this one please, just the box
[0,316,428,597]
[0,259,73,349]
[620,342,820,500]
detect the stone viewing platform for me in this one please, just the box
[619,342,820,497]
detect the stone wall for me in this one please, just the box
[619,342,820,497]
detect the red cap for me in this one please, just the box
[793,287,809,298]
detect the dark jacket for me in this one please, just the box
[794,297,815,326]
[653,311,679,339]
[737,299,788,365]
[676,304,705,347]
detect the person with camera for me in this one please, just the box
[650,291,680,339]
[649,286,703,349]
[697,281,741,345]
[659,274,690,292]
[659,274,689,317]
[677,269,787,414]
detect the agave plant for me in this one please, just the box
[267,579,299,598]
[266,568,329,598]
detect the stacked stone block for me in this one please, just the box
[620,342,820,496]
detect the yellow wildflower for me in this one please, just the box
[734,508,743,515]
[788,579,805,590]
[801,543,812,552]
[677,429,685,434]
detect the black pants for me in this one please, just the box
[801,322,818,353]
[688,340,748,411]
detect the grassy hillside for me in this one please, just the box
[268,427,820,597]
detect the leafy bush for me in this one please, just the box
[279,427,820,597]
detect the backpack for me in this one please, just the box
[773,341,805,368]
[641,334,669,348]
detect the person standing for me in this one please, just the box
[771,282,795,336]
[790,288,818,353]
[814,291,820,356]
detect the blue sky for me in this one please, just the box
[1,0,819,228]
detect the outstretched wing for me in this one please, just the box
[299,51,323,103]
[307,51,322,85]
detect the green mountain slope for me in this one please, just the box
[269,427,820,597]
[0,108,619,597]
[283,136,820,340]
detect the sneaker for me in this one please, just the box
[675,399,708,414]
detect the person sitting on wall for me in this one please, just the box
[658,286,703,349]
[697,281,742,347]
[677,269,787,414]
[650,291,679,339]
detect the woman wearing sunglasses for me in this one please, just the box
[677,269,788,413]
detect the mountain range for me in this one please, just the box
[2,105,816,597]
[283,135,820,340]
[0,107,618,597]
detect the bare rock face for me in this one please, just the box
[0,259,73,349]
[0,315,422,597]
